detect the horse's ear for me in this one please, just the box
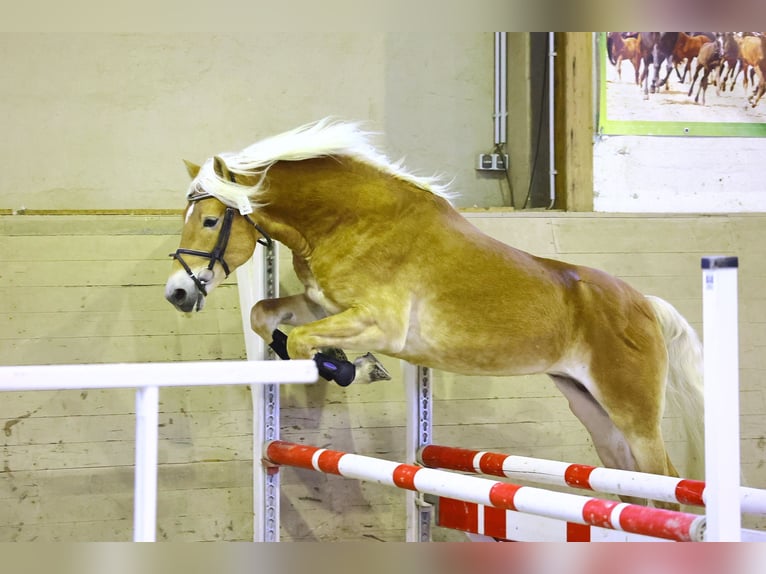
[212,155,233,181]
[183,159,201,179]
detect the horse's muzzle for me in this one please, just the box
[165,273,206,312]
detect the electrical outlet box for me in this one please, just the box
[476,153,509,172]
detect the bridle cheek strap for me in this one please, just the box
[171,250,210,296]
[169,207,273,297]
[170,207,236,297]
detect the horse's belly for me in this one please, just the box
[396,333,559,377]
[397,291,568,376]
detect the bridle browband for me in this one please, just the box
[170,196,272,298]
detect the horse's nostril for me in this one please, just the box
[172,288,187,302]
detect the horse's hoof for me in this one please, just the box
[353,353,391,384]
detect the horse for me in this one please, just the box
[606,32,642,84]
[717,32,743,92]
[671,32,716,84]
[164,119,705,509]
[737,34,766,107]
[688,41,723,105]
[638,32,680,98]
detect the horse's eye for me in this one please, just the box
[203,217,219,228]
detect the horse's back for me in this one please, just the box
[392,208,662,377]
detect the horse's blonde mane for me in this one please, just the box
[188,118,454,213]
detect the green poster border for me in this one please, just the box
[597,33,766,138]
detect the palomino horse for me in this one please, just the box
[737,34,766,108]
[165,119,704,507]
[688,41,723,105]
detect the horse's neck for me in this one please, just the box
[250,211,311,258]
[255,157,406,254]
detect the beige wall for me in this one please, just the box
[2,212,764,541]
[0,33,519,211]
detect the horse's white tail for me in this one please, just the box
[646,295,705,480]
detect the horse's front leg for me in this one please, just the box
[287,307,398,385]
[250,293,326,341]
[640,58,650,99]
[253,297,391,385]
[251,292,350,367]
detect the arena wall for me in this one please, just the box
[2,212,763,541]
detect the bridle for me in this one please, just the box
[170,197,272,297]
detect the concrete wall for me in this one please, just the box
[594,135,766,212]
[4,32,763,214]
[0,33,518,211]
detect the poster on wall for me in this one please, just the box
[598,32,766,137]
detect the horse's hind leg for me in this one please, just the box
[699,72,709,105]
[550,371,679,510]
[550,375,638,472]
[749,66,766,107]
[688,67,700,98]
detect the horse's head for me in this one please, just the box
[165,156,269,312]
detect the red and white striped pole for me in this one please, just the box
[418,444,766,515]
[264,440,706,542]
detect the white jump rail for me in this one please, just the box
[0,360,317,542]
[264,440,707,542]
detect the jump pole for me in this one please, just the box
[237,239,283,541]
[701,255,742,541]
[404,362,433,542]
[432,498,671,542]
[417,444,766,515]
[264,440,706,542]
